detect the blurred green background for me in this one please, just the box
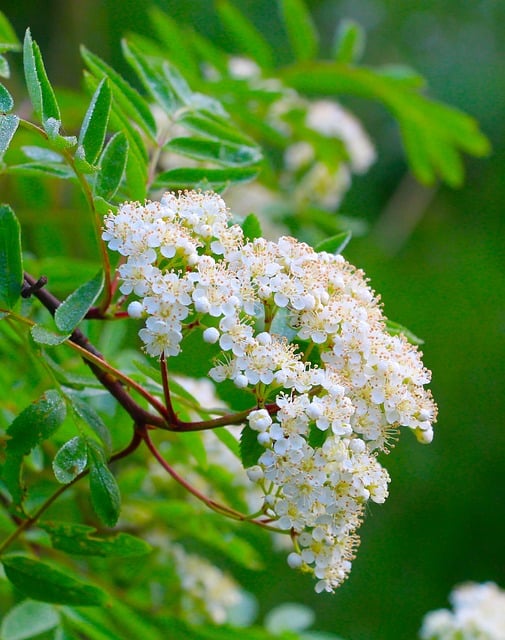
[3,1,505,639]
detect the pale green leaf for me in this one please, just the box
[52,436,88,484]
[314,230,352,254]
[54,270,104,333]
[165,137,261,167]
[0,600,60,640]
[23,29,60,124]
[0,82,13,112]
[333,19,365,63]
[0,114,19,161]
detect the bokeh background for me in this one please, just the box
[3,1,505,638]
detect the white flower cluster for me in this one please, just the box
[103,190,436,593]
[420,582,505,640]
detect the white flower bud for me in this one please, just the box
[287,553,303,569]
[246,465,264,482]
[127,300,144,318]
[248,409,272,432]
[203,327,220,344]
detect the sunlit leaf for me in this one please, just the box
[1,554,106,606]
[7,162,75,179]
[21,145,64,163]
[279,0,318,62]
[0,600,60,640]
[385,319,424,345]
[0,204,22,310]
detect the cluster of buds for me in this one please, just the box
[103,190,436,592]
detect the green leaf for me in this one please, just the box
[278,0,318,62]
[0,82,13,112]
[385,319,424,345]
[166,137,261,168]
[94,131,128,200]
[21,145,63,162]
[1,390,66,504]
[178,110,255,146]
[78,78,111,166]
[54,270,104,334]
[22,29,60,125]
[7,162,75,179]
[30,325,69,345]
[122,40,178,114]
[62,390,112,452]
[148,7,200,81]
[40,522,152,557]
[87,441,120,527]
[1,554,106,606]
[0,114,19,161]
[314,230,352,254]
[0,12,20,50]
[52,436,88,484]
[0,55,9,79]
[265,602,315,633]
[333,19,365,63]
[216,0,274,69]
[0,600,60,640]
[240,425,264,468]
[80,46,157,141]
[152,166,258,191]
[241,213,263,241]
[282,61,490,185]
[307,423,327,449]
[0,205,22,310]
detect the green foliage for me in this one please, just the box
[0,205,22,310]
[1,554,106,605]
[0,3,491,639]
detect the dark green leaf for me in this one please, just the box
[23,29,60,124]
[94,131,128,200]
[241,213,263,241]
[1,554,106,606]
[0,113,19,160]
[40,522,152,557]
[2,390,66,503]
[80,46,156,141]
[166,137,261,167]
[54,270,104,333]
[308,423,327,448]
[279,0,318,62]
[0,81,13,112]
[333,19,365,63]
[240,425,264,468]
[0,204,22,310]
[385,319,424,345]
[30,325,69,345]
[122,40,178,114]
[78,78,111,166]
[87,441,120,527]
[0,600,60,640]
[153,166,258,191]
[52,436,88,484]
[314,230,352,254]
[179,111,255,146]
[216,0,274,69]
